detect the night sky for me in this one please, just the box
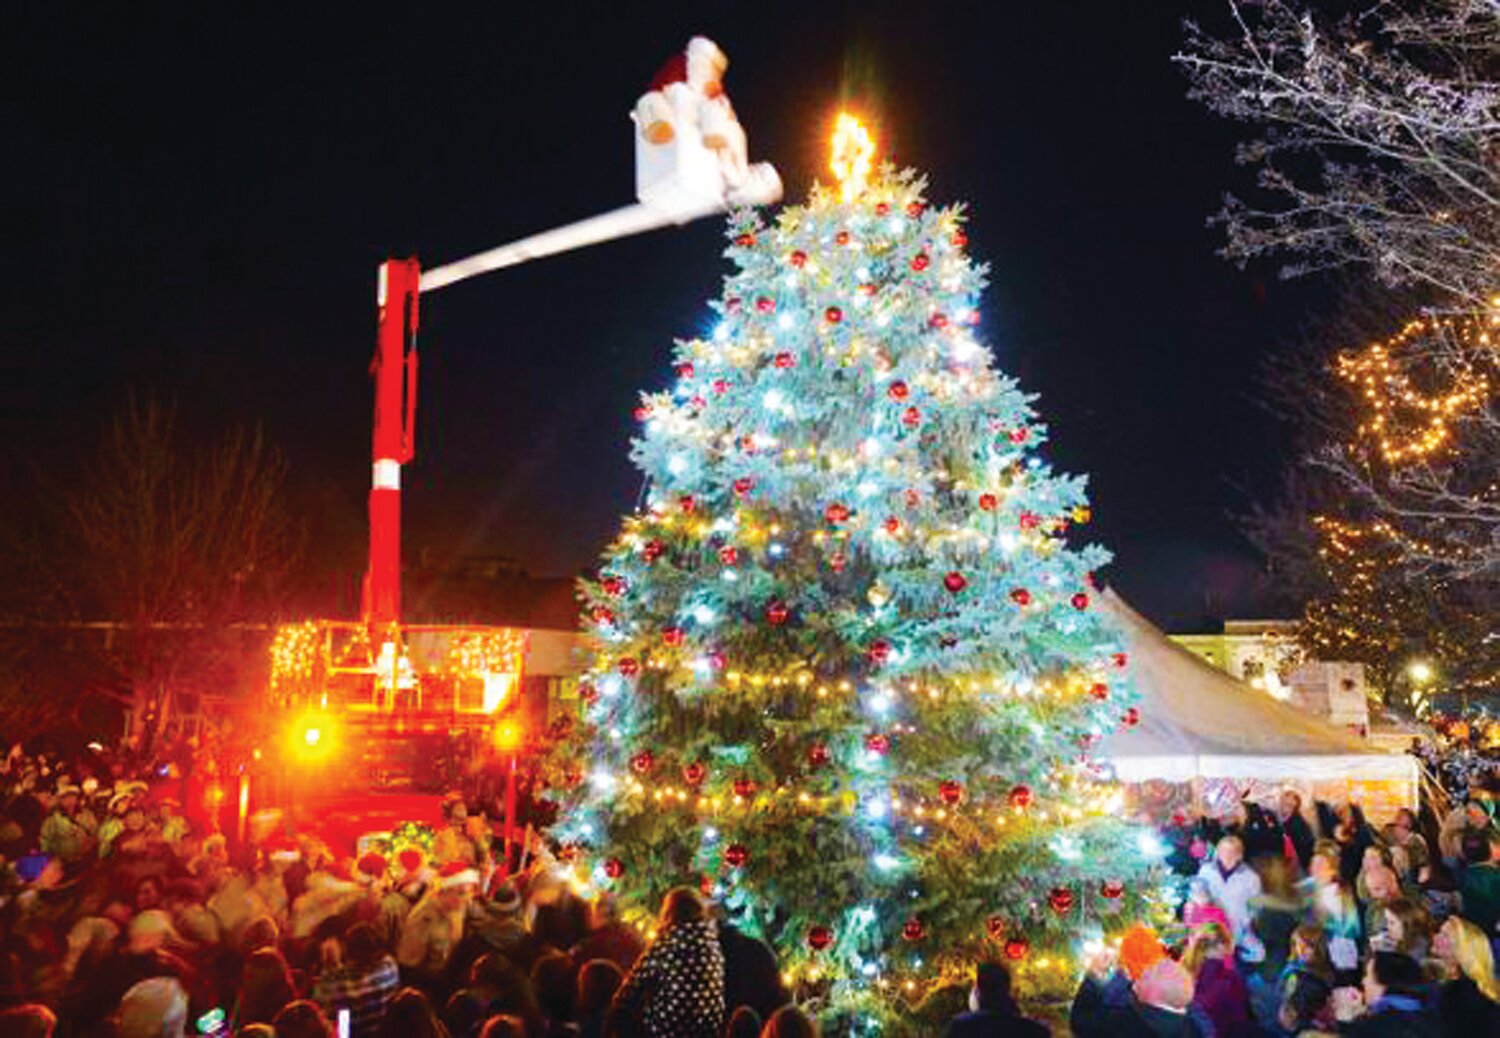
[4,2,1333,631]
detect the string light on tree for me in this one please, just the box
[547,113,1168,1026]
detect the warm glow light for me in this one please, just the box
[494,720,524,752]
[303,726,322,746]
[830,113,875,202]
[1408,660,1434,684]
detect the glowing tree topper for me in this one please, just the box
[550,115,1167,1026]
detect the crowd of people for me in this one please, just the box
[4,737,1500,1037]
[1072,789,1500,1036]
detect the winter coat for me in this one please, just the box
[945,1006,1051,1038]
[1196,860,1262,942]
[612,918,725,1038]
[1437,976,1500,1036]
[1282,813,1315,871]
[718,923,789,1019]
[1191,957,1250,1037]
[396,892,465,976]
[1342,996,1440,1038]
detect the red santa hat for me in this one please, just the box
[356,852,388,882]
[437,860,480,890]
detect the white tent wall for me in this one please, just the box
[1098,591,1419,820]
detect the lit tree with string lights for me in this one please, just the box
[546,117,1168,1029]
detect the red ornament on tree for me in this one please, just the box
[807,925,834,951]
[755,296,776,314]
[725,297,743,314]
[943,571,968,594]
[864,733,890,755]
[986,915,1007,939]
[906,201,925,217]
[930,312,949,330]
[1101,880,1125,900]
[1009,588,1032,606]
[642,538,665,562]
[1122,707,1141,728]
[911,253,930,272]
[676,362,695,379]
[602,575,627,597]
[724,843,749,868]
[938,780,964,805]
[835,230,851,246]
[829,551,848,572]
[678,494,696,514]
[618,657,640,677]
[633,405,651,421]
[707,650,727,671]
[789,249,807,267]
[888,380,910,401]
[765,600,790,626]
[825,306,844,324]
[824,502,851,524]
[1090,682,1110,701]
[604,858,625,879]
[951,230,969,248]
[979,493,998,511]
[590,606,615,625]
[1071,592,1091,611]
[1112,652,1129,669]
[735,233,756,247]
[774,352,795,369]
[902,406,922,428]
[718,546,738,566]
[732,477,754,497]
[662,627,685,646]
[883,516,901,533]
[1019,512,1041,531]
[630,751,654,774]
[1008,427,1030,444]
[683,761,706,787]
[807,742,831,768]
[713,378,730,394]
[1049,887,1075,915]
[868,639,893,664]
[875,201,890,216]
[579,683,599,706]
[902,917,926,942]
[1007,784,1033,809]
[732,777,758,798]
[1004,937,1030,961]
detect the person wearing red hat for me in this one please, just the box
[396,861,478,992]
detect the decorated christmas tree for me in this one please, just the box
[548,117,1168,1029]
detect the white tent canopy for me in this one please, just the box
[1098,591,1417,788]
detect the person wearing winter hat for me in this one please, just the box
[357,852,389,885]
[40,782,90,863]
[116,976,190,1038]
[396,860,478,988]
